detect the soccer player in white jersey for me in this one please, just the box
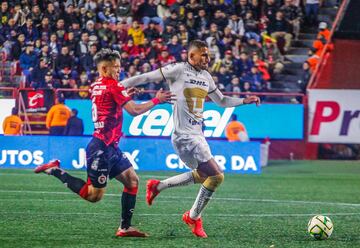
[121,40,260,238]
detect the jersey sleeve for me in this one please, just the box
[159,63,183,83]
[111,81,132,106]
[207,72,218,94]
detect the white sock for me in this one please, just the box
[189,185,213,220]
[157,171,194,192]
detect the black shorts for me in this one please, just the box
[86,137,132,188]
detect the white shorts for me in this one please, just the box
[171,133,213,169]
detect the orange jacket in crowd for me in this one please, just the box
[46,104,71,129]
[307,54,320,73]
[225,121,249,142]
[318,29,331,42]
[2,115,23,135]
[313,40,334,57]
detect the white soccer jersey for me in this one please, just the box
[160,62,217,136]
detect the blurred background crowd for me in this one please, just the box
[0,0,335,100]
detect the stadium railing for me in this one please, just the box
[307,0,349,89]
[0,87,305,104]
[0,86,18,98]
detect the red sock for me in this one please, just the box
[79,178,92,199]
[123,186,138,195]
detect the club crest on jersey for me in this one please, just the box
[98,174,107,184]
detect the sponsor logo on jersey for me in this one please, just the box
[94,121,104,129]
[93,85,107,90]
[185,79,208,87]
[92,90,103,96]
[91,160,99,171]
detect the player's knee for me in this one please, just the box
[129,174,139,188]
[87,188,105,203]
[192,170,206,184]
[88,196,102,203]
[203,173,224,191]
[87,195,102,203]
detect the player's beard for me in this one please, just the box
[199,63,208,70]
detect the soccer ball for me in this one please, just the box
[307,215,334,240]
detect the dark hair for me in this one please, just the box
[93,49,121,65]
[72,108,78,116]
[58,96,65,104]
[12,107,18,115]
[188,40,208,51]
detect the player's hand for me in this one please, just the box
[155,88,176,104]
[126,87,141,97]
[243,95,261,106]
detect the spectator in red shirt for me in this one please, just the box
[122,39,141,59]
[158,47,176,66]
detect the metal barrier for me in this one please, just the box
[0,87,17,98]
[307,0,349,89]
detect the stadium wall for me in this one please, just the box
[314,40,360,89]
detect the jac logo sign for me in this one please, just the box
[28,91,44,109]
[308,90,360,144]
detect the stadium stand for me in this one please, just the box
[0,0,340,102]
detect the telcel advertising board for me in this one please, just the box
[66,100,304,139]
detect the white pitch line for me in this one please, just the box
[1,189,360,208]
[0,211,360,218]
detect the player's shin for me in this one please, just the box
[121,186,138,229]
[50,168,89,199]
[189,173,224,220]
[157,171,195,192]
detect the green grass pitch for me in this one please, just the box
[1,160,360,248]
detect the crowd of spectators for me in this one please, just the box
[0,0,325,99]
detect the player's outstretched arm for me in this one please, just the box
[121,69,165,88]
[208,88,261,107]
[123,88,176,116]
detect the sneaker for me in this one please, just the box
[182,210,208,238]
[34,160,60,174]
[115,227,149,237]
[146,179,160,206]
